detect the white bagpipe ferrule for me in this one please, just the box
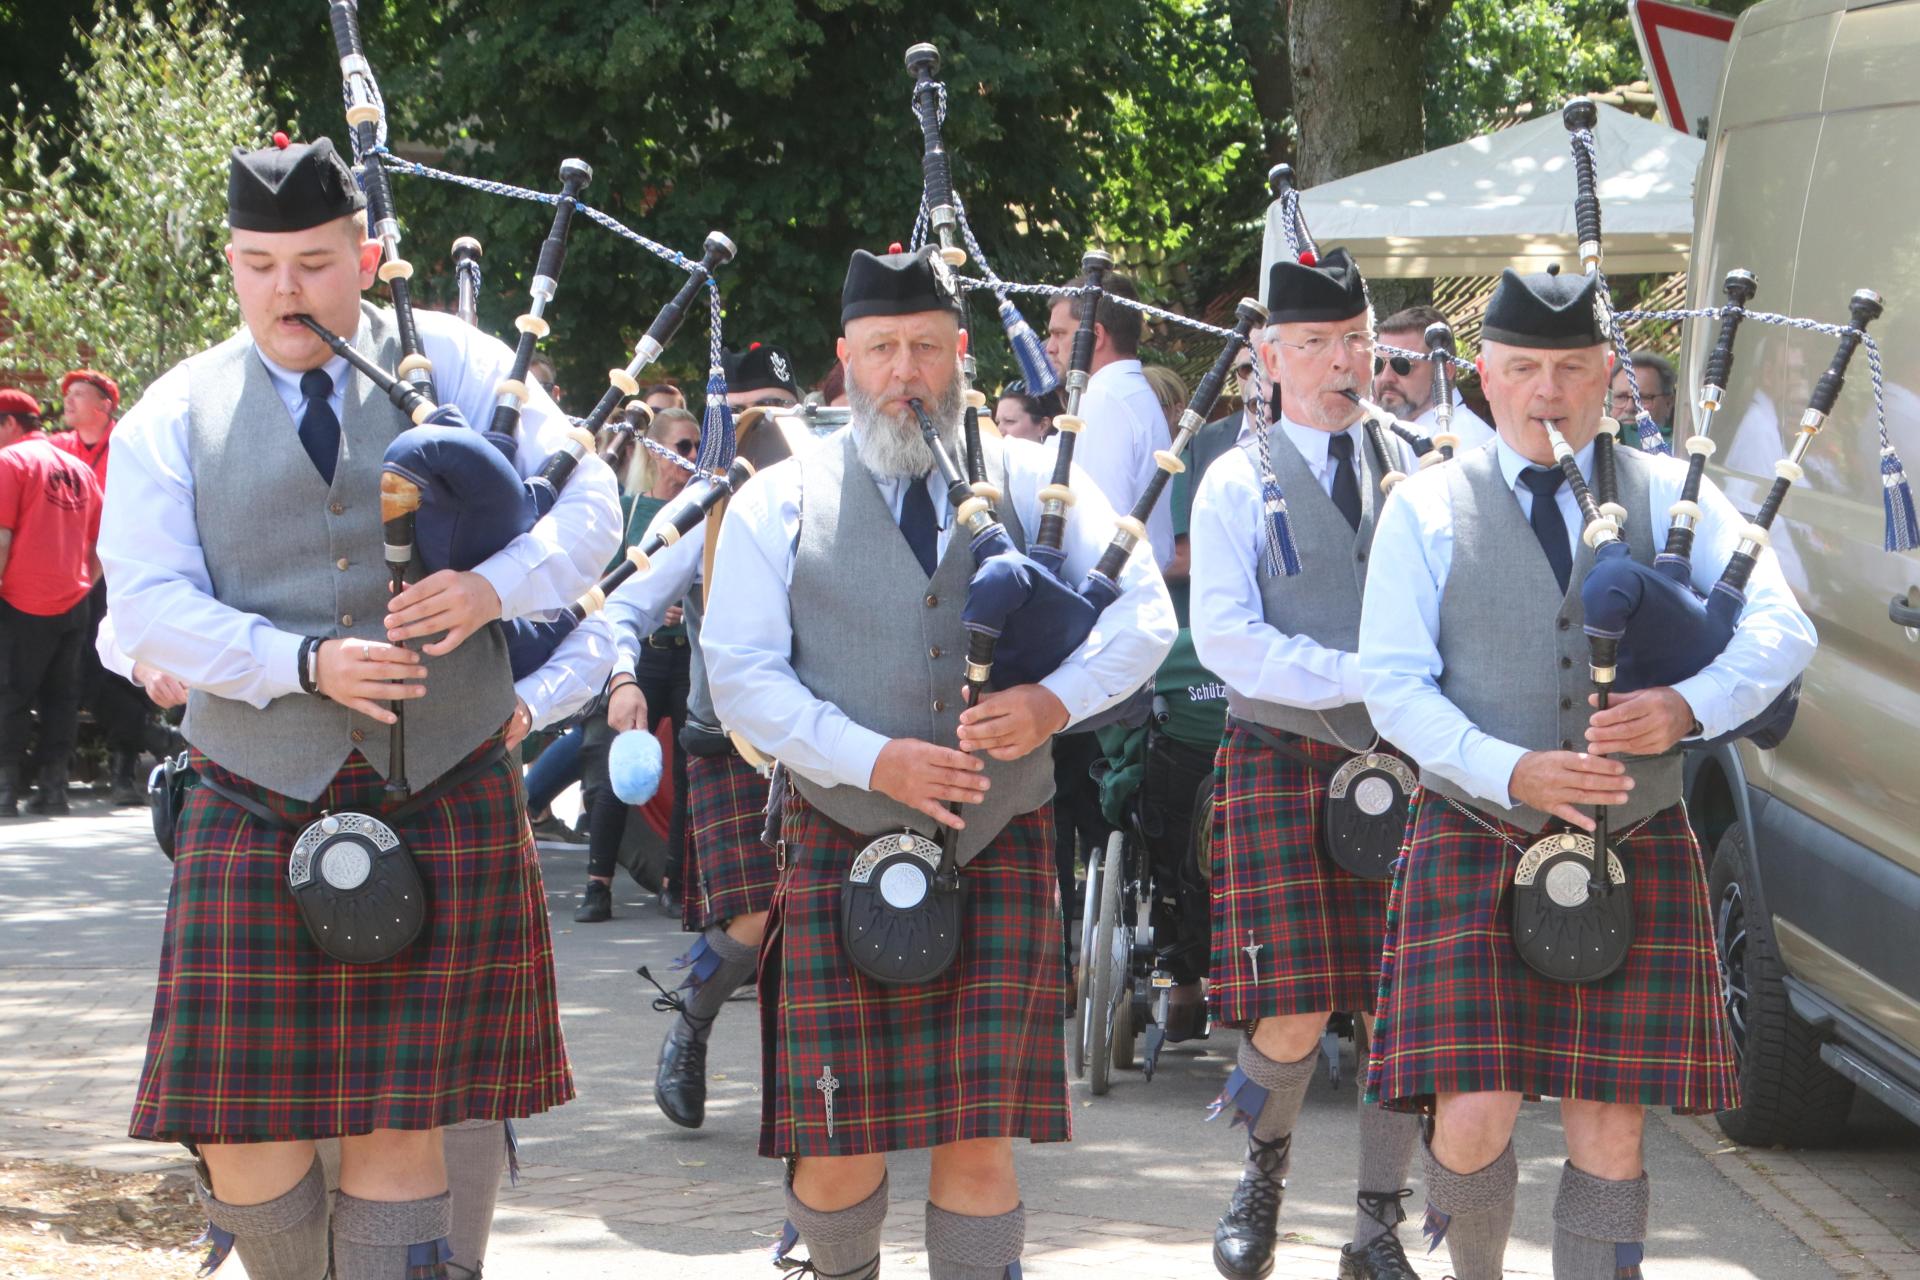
[964,389,987,409]
[1380,469,1409,493]
[1597,416,1623,439]
[1667,499,1703,529]
[1037,483,1076,513]
[940,245,967,267]
[1599,501,1629,524]
[1549,436,1576,462]
[564,427,596,453]
[969,481,1003,505]
[1737,521,1773,550]
[579,586,607,615]
[1774,458,1806,484]
[514,313,551,338]
[1111,515,1146,549]
[608,368,641,397]
[1590,663,1617,684]
[345,102,382,128]
[376,257,414,284]
[653,522,682,548]
[1053,413,1085,436]
[1152,448,1186,475]
[493,378,529,407]
[1581,515,1622,549]
[1432,432,1461,454]
[965,659,992,684]
[626,545,655,572]
[397,353,434,378]
[1417,450,1443,470]
[406,401,435,426]
[1685,434,1717,458]
[956,496,991,528]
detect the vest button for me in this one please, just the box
[929,645,943,659]
[1557,617,1571,631]
[351,729,366,744]
[1560,656,1573,670]
[330,502,345,516]
[336,557,349,571]
[925,593,939,608]
[1561,738,1574,750]
[1356,550,1367,563]
[340,613,353,627]
[932,698,946,713]
[1560,697,1573,711]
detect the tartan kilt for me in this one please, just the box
[1208,725,1396,1024]
[681,749,777,931]
[1365,791,1737,1115]
[758,793,1070,1158]
[129,738,574,1144]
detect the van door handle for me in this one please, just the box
[1893,593,1920,635]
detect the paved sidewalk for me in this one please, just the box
[3,801,1915,1276]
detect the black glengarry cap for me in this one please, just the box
[228,134,365,233]
[1264,246,1369,324]
[841,244,958,326]
[1480,265,1610,349]
[722,342,801,397]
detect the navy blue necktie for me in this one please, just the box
[1327,431,1362,532]
[297,368,340,486]
[899,473,940,577]
[1520,465,1573,594]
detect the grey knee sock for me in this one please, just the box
[783,1175,888,1279]
[1352,1103,1422,1247]
[442,1120,508,1277]
[924,1201,1025,1280]
[1231,1037,1318,1182]
[1422,1139,1517,1280]
[198,1156,330,1280]
[332,1190,454,1280]
[683,924,759,1033]
[1552,1161,1649,1279]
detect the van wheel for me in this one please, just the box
[1708,825,1854,1147]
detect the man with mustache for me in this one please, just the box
[1357,267,1815,1279]
[702,246,1175,1278]
[1189,248,1424,1280]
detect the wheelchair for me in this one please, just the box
[1074,633,1225,1096]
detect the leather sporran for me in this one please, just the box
[1322,752,1417,880]
[839,829,966,987]
[148,751,196,861]
[1511,831,1633,984]
[287,811,428,965]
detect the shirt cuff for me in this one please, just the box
[1463,736,1529,812]
[471,555,525,622]
[268,629,306,700]
[836,724,892,792]
[1040,663,1109,732]
[1670,673,1722,741]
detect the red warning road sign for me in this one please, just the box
[1631,0,1737,139]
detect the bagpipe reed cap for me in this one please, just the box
[1424,320,1456,353]
[1562,98,1598,131]
[905,42,940,75]
[1267,163,1295,198]
[1081,248,1113,273]
[559,157,593,189]
[1850,289,1885,324]
[452,236,482,260]
[1723,268,1757,303]
[704,230,738,266]
[1236,297,1268,325]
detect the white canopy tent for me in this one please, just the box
[1262,102,1704,281]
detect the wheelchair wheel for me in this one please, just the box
[1112,995,1138,1072]
[1089,830,1129,1096]
[1074,855,1103,1079]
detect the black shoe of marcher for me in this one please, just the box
[110,752,144,806]
[653,1015,711,1129]
[0,767,18,818]
[573,881,613,923]
[1336,1233,1419,1280]
[1212,1133,1290,1280]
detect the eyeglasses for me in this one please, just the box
[672,438,697,457]
[1231,363,1256,380]
[1372,355,1413,377]
[1274,331,1375,358]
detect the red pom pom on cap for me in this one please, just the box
[888,242,904,254]
[749,341,761,351]
[272,131,291,149]
[1298,250,1318,266]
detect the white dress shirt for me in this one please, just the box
[703,428,1177,794]
[1359,436,1817,811]
[100,307,620,709]
[1073,358,1174,568]
[602,517,704,680]
[1414,393,1496,452]
[1189,416,1371,710]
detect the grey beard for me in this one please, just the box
[848,377,964,479]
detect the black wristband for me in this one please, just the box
[297,636,322,696]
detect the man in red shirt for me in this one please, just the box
[0,388,104,816]
[56,367,150,803]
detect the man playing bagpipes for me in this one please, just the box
[701,246,1174,1279]
[99,135,619,1279]
[1356,268,1816,1279]
[1189,248,1425,1280]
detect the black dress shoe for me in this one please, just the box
[573,881,613,923]
[1212,1133,1290,1280]
[653,1015,710,1129]
[110,751,144,806]
[1337,1232,1420,1280]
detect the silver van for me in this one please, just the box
[1684,0,1920,1146]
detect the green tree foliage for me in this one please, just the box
[1423,1,1642,147]
[1,1,278,400]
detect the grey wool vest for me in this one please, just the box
[183,302,514,800]
[1423,442,1681,833]
[788,430,1051,865]
[683,583,718,731]
[1225,423,1408,748]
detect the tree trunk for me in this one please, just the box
[1287,0,1452,313]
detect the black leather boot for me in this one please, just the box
[653,1011,713,1129]
[1212,1132,1289,1280]
[1338,1189,1420,1279]
[25,761,69,815]
[573,880,613,923]
[110,751,143,805]
[0,765,19,818]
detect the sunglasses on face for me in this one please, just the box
[1373,354,1413,377]
[672,438,697,457]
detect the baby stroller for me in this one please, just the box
[1075,629,1226,1095]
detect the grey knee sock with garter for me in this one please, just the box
[783,1175,888,1279]
[197,1155,330,1280]
[1552,1161,1650,1279]
[442,1120,509,1277]
[1352,1102,1422,1247]
[1232,1037,1318,1181]
[1422,1139,1517,1280]
[924,1201,1025,1280]
[685,924,758,1033]
[332,1190,454,1280]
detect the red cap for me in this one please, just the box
[0,388,42,420]
[60,368,119,410]
[272,130,291,149]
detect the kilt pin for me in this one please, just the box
[681,749,778,931]
[1208,725,1396,1025]
[758,792,1071,1159]
[130,738,574,1144]
[1365,789,1739,1114]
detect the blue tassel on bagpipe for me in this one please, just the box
[1882,444,1920,552]
[998,296,1060,396]
[1204,1065,1271,1129]
[1632,411,1671,457]
[698,365,736,475]
[1260,476,1304,579]
[194,1221,237,1276]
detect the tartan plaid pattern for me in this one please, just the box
[758,794,1070,1158]
[681,749,777,931]
[1208,725,1395,1023]
[1365,792,1737,1114]
[129,739,574,1143]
